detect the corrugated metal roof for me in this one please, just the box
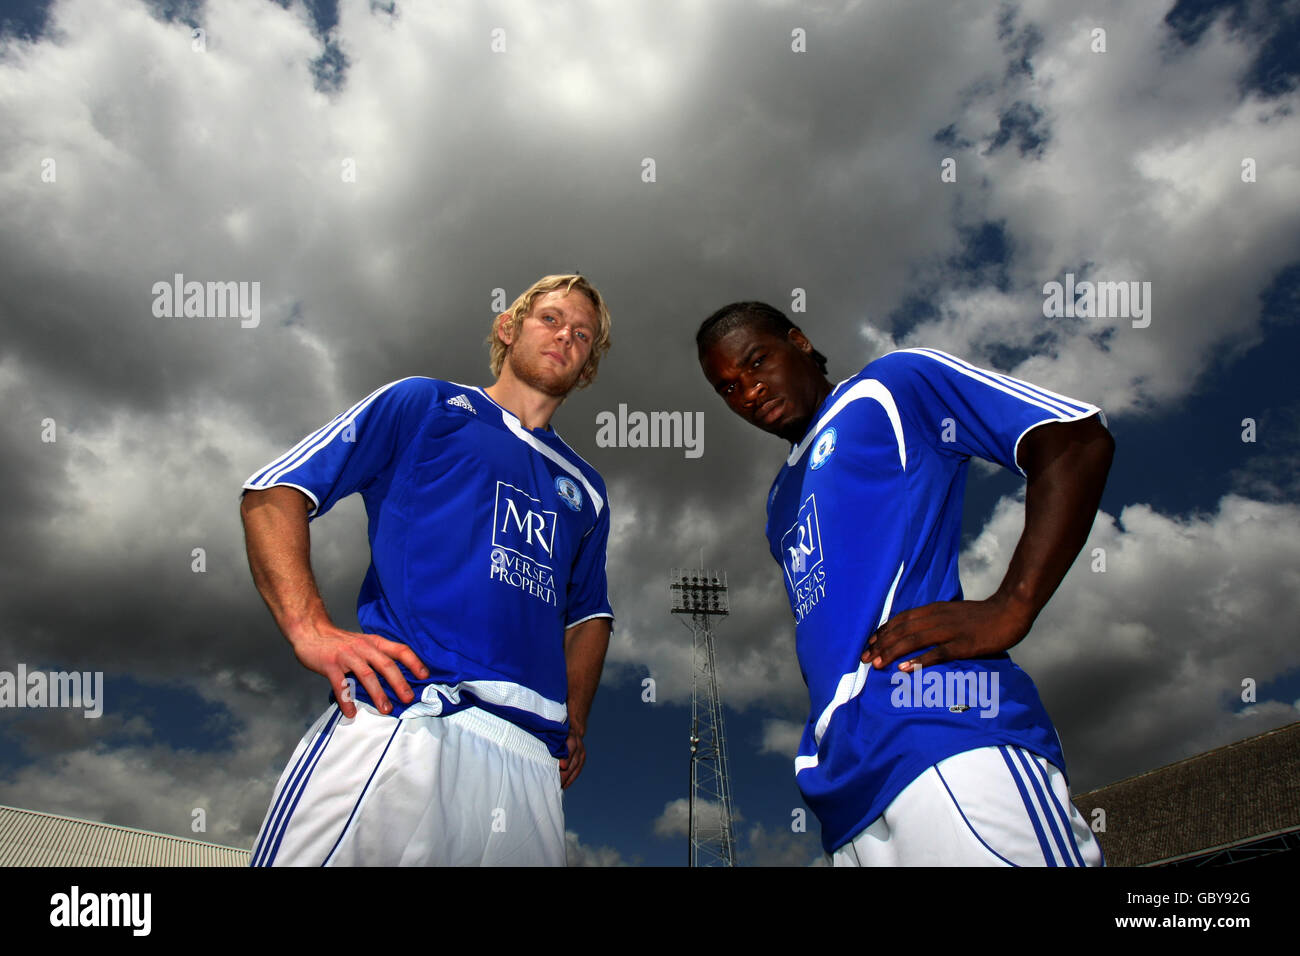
[0,805,250,867]
[1074,721,1300,866]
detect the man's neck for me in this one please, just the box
[484,376,564,432]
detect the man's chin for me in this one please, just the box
[749,407,788,436]
[755,411,807,442]
[538,381,573,399]
[520,366,579,399]
[540,367,583,397]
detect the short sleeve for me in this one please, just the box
[564,489,614,630]
[242,377,438,518]
[872,349,1103,475]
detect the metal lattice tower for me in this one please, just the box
[670,567,737,867]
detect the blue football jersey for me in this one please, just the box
[243,377,614,758]
[765,348,1102,851]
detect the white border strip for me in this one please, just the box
[788,379,907,471]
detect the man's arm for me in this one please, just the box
[558,616,611,789]
[240,485,427,716]
[864,414,1115,670]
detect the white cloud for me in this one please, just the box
[565,830,628,867]
[885,3,1299,416]
[744,822,824,867]
[758,718,803,758]
[0,680,306,849]
[652,796,693,838]
[652,795,740,841]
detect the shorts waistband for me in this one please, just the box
[443,705,556,765]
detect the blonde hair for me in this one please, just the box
[487,274,613,390]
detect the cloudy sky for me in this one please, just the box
[0,0,1297,867]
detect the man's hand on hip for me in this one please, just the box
[288,622,428,719]
[559,731,586,790]
[863,594,1031,672]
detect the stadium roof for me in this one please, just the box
[1074,721,1300,866]
[0,805,250,866]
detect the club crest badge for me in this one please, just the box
[555,475,583,511]
[810,427,837,470]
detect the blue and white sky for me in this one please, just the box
[0,0,1297,866]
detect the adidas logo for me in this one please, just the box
[447,394,476,414]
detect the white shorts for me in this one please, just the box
[250,702,566,866]
[832,745,1103,867]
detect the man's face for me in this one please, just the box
[700,324,827,442]
[498,289,599,397]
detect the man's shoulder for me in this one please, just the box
[842,349,988,410]
[376,377,493,417]
[349,379,504,448]
[429,380,482,409]
[814,349,949,419]
[361,375,442,406]
[857,347,961,381]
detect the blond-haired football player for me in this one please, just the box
[243,275,614,866]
